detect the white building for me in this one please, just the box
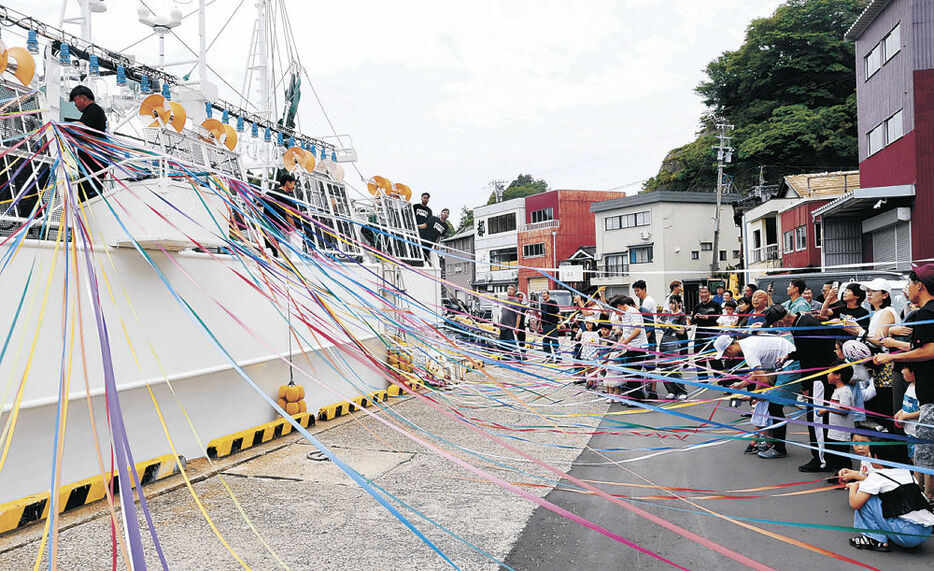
[472,197,526,293]
[590,192,741,301]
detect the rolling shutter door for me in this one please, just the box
[871,221,911,271]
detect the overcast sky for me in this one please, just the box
[18,0,784,220]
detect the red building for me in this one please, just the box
[815,1,934,269]
[777,172,858,270]
[517,190,625,293]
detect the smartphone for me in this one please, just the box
[832,281,840,290]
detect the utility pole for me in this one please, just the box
[488,180,506,203]
[711,121,733,273]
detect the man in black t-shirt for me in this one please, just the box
[420,208,450,260]
[539,290,561,361]
[766,304,838,472]
[875,264,934,499]
[692,285,723,381]
[263,175,297,258]
[68,85,108,201]
[413,192,432,234]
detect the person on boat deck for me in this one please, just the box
[413,192,432,233]
[845,433,934,552]
[420,208,450,259]
[68,85,108,202]
[263,174,297,258]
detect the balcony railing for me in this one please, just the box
[521,220,560,232]
[750,244,780,264]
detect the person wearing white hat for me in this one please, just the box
[715,333,796,459]
[848,278,903,428]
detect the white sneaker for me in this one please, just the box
[605,397,615,403]
[666,393,675,400]
[678,394,688,400]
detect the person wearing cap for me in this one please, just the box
[766,304,839,472]
[715,333,796,459]
[874,264,934,505]
[67,85,108,201]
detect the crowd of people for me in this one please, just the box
[490,266,934,552]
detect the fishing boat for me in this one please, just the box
[0,0,442,507]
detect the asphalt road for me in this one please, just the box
[505,396,932,570]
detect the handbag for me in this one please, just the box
[877,473,932,519]
[873,361,896,389]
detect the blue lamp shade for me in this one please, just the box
[205,102,213,118]
[161,82,171,100]
[264,127,271,142]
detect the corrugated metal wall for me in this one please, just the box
[823,218,863,268]
[913,0,934,70]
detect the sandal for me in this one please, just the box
[849,535,890,552]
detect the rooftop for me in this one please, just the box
[590,191,741,213]
[782,170,860,198]
[844,0,893,41]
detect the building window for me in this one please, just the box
[489,247,518,269]
[530,208,553,223]
[523,243,545,258]
[488,213,516,234]
[868,109,904,156]
[629,246,653,264]
[691,250,699,260]
[795,226,807,251]
[719,250,727,262]
[783,230,794,253]
[700,241,712,251]
[605,254,629,277]
[883,23,900,63]
[732,249,740,259]
[886,109,903,144]
[866,44,882,78]
[868,123,885,156]
[604,210,651,231]
[815,220,822,248]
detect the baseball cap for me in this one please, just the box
[713,335,734,360]
[763,304,788,326]
[860,278,891,292]
[913,263,934,290]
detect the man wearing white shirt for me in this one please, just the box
[632,280,658,349]
[715,334,796,459]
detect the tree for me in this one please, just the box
[487,174,549,204]
[457,206,474,231]
[644,0,866,192]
